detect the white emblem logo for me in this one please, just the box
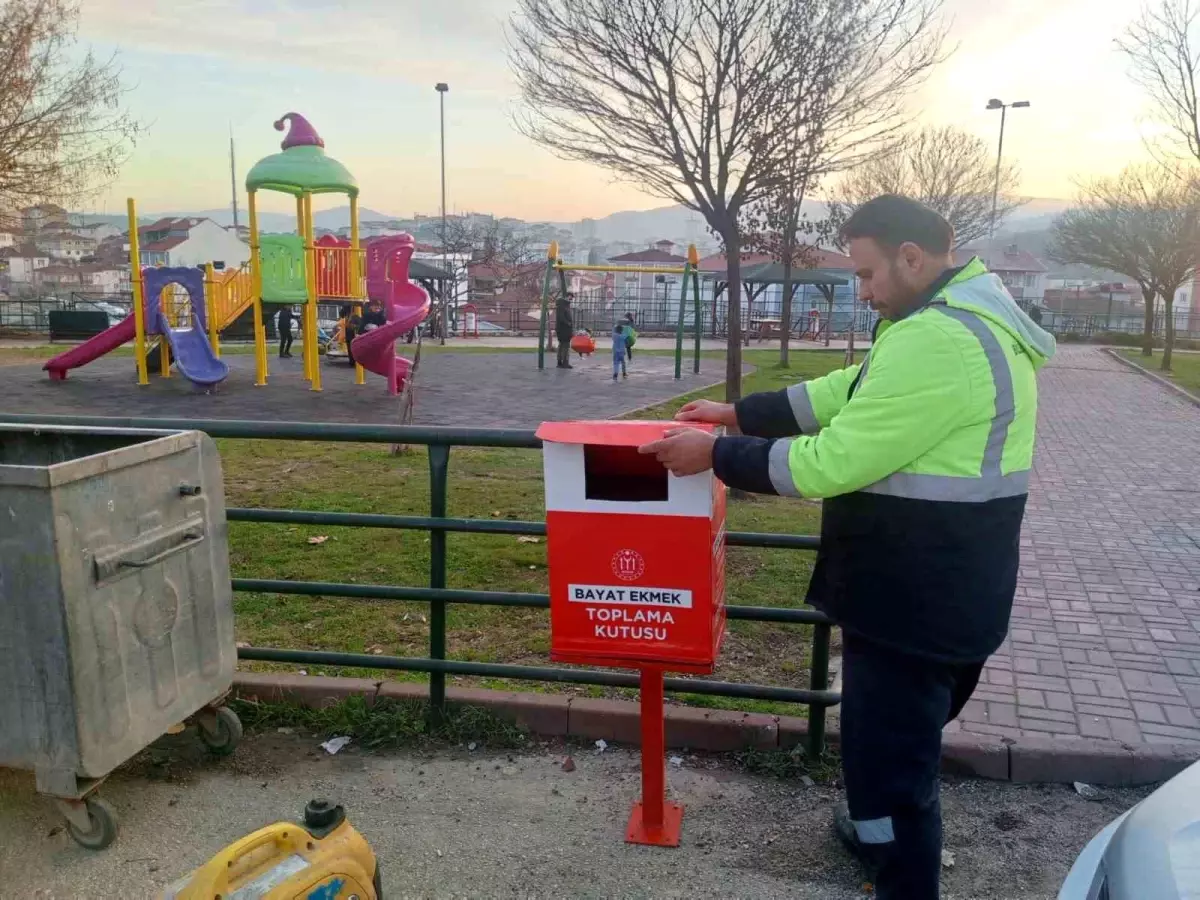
[611,549,645,582]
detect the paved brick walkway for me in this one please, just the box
[0,350,726,428]
[951,347,1200,746]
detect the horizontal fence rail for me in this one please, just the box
[1,413,836,756]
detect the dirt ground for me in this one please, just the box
[0,731,1152,900]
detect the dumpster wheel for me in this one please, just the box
[65,795,118,851]
[196,705,243,757]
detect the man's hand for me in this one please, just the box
[675,399,737,428]
[638,428,718,476]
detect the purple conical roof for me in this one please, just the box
[273,113,325,150]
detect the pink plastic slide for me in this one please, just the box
[351,234,431,394]
[43,314,137,380]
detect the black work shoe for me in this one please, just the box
[833,801,883,878]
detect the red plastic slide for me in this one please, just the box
[43,314,136,381]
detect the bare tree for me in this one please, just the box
[508,0,946,400]
[829,126,1025,249]
[1118,0,1200,165]
[0,0,140,227]
[1047,165,1200,369]
[436,217,541,339]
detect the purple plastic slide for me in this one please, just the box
[161,325,229,386]
[43,314,137,381]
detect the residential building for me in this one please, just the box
[967,245,1047,303]
[137,217,249,268]
[0,231,15,249]
[37,232,97,260]
[93,235,129,266]
[607,241,689,315]
[0,245,50,282]
[34,264,85,291]
[21,203,70,234]
[81,265,129,293]
[467,259,545,331]
[77,222,122,242]
[1166,273,1200,334]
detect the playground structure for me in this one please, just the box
[244,112,430,394]
[538,241,703,378]
[42,220,252,388]
[43,113,429,397]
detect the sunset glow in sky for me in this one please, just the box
[81,0,1157,220]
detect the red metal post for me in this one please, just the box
[625,666,682,846]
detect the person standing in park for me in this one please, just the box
[555,291,575,369]
[611,320,628,381]
[638,195,1055,900]
[623,311,638,361]
[277,305,295,359]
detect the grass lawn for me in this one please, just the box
[220,347,847,713]
[0,337,850,711]
[1118,350,1200,398]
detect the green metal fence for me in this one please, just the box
[3,413,838,757]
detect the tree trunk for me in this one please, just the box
[1162,295,1175,371]
[1141,287,1156,357]
[724,232,744,401]
[780,259,793,369]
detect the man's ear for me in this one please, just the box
[898,241,924,274]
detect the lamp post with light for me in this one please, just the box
[986,98,1030,257]
[436,82,449,345]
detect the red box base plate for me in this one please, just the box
[625,800,683,847]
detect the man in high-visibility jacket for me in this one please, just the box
[640,195,1055,900]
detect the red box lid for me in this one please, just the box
[536,419,716,447]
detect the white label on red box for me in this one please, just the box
[568,584,693,608]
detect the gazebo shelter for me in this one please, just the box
[701,260,850,343]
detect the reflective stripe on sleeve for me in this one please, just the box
[786,383,820,433]
[768,438,801,496]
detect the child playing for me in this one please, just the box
[622,312,637,361]
[611,322,627,381]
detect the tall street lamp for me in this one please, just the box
[436,82,449,345]
[986,98,1030,262]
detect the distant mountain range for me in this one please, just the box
[72,206,394,233]
[70,197,1072,245]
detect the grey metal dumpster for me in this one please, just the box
[0,425,241,849]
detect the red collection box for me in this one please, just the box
[536,420,727,675]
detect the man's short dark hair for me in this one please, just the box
[839,194,954,255]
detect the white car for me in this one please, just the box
[1058,759,1200,899]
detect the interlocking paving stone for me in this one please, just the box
[956,346,1200,745]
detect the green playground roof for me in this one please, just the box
[245,145,359,198]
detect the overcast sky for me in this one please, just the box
[81,0,1159,220]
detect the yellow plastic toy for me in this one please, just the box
[162,799,380,900]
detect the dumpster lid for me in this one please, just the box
[536,420,716,447]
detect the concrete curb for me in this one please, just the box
[232,673,1199,786]
[1105,347,1200,408]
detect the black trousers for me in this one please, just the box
[556,340,571,367]
[279,328,293,356]
[840,633,983,900]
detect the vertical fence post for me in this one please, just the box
[691,249,703,374]
[428,444,451,724]
[807,621,831,758]
[537,245,556,370]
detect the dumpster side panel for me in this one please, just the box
[53,433,235,778]
[0,486,80,778]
